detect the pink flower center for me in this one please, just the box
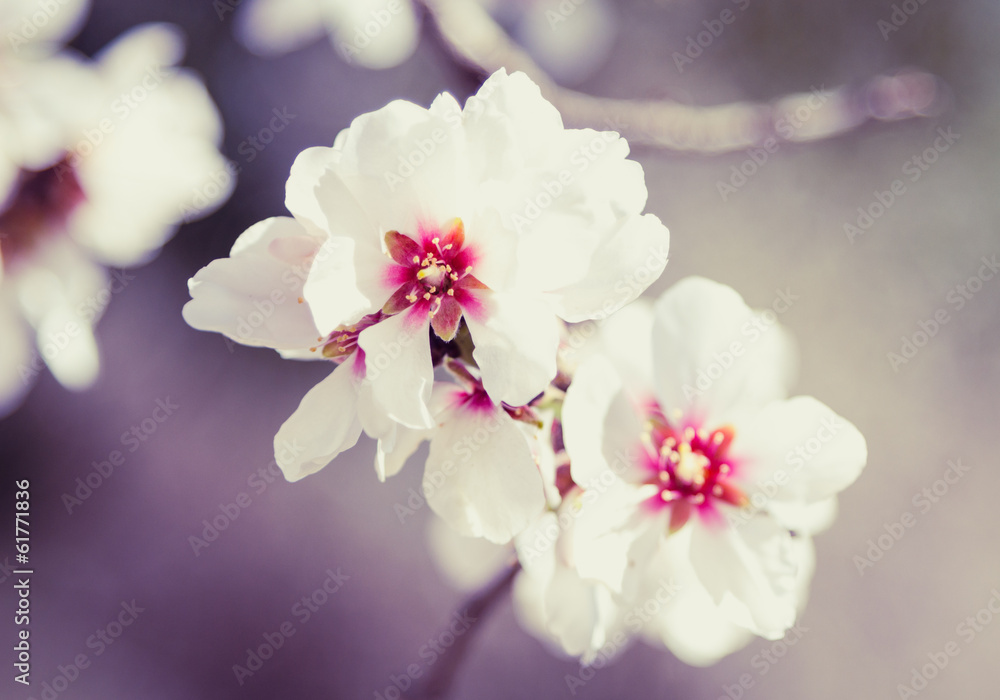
[639,405,747,532]
[382,219,488,341]
[446,360,542,426]
[0,157,85,269]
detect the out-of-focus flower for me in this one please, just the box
[475,0,617,85]
[234,0,420,69]
[0,22,231,415]
[185,69,668,521]
[559,277,867,659]
[0,0,90,54]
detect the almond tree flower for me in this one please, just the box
[474,0,617,85]
[0,24,231,416]
[293,68,669,432]
[234,0,419,70]
[562,276,867,643]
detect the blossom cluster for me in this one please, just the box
[184,68,867,666]
[0,0,230,416]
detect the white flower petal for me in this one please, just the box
[768,497,838,536]
[357,309,433,429]
[423,404,545,543]
[0,302,33,416]
[235,0,326,56]
[570,483,655,594]
[551,213,669,323]
[466,290,560,407]
[285,146,342,235]
[182,217,322,351]
[652,276,797,427]
[73,25,231,266]
[374,420,428,482]
[735,396,868,507]
[0,0,90,49]
[329,0,420,70]
[640,528,755,666]
[35,304,98,390]
[689,515,799,639]
[273,357,363,481]
[563,354,646,486]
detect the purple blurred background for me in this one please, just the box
[2,0,999,698]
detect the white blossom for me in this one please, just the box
[234,0,419,69]
[0,22,231,415]
[560,276,867,655]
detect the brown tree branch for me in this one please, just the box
[420,0,944,153]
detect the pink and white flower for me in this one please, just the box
[186,69,669,499]
[297,68,668,428]
[561,277,867,648]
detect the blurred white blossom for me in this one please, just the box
[0,21,232,415]
[234,0,419,69]
[475,0,617,85]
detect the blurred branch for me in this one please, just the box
[410,559,520,699]
[419,0,944,153]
